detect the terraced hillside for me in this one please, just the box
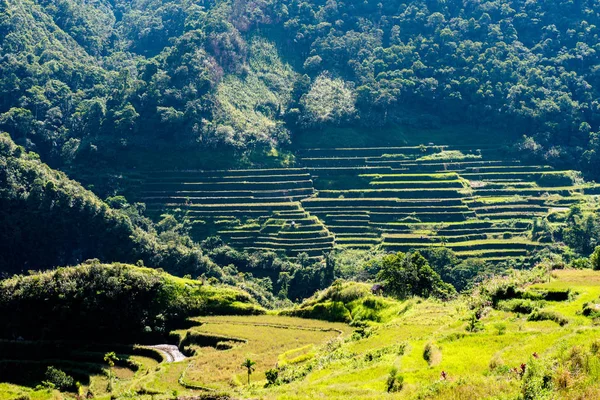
[140,168,335,259]
[138,145,600,263]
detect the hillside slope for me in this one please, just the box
[135,143,600,265]
[0,132,217,276]
[3,268,600,399]
[1,0,600,180]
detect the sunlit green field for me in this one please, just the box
[177,315,351,390]
[3,270,600,399]
[258,269,600,399]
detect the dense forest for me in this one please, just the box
[1,0,599,182]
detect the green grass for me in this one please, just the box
[6,270,600,399]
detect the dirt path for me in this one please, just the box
[147,344,186,362]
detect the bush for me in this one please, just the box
[386,367,404,392]
[465,313,484,332]
[498,299,541,314]
[521,357,553,400]
[493,323,507,335]
[590,246,600,270]
[423,342,442,366]
[43,366,75,392]
[582,301,600,318]
[285,301,352,323]
[265,369,279,387]
[527,310,568,326]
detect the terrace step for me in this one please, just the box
[133,145,592,263]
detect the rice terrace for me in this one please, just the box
[138,144,600,264]
[3,0,600,398]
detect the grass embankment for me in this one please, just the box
[4,269,600,399]
[258,269,600,399]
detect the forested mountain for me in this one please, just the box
[1,0,599,180]
[5,2,600,398]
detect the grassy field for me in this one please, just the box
[259,269,600,399]
[178,315,350,390]
[3,269,600,399]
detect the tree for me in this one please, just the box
[265,368,278,386]
[104,352,119,392]
[241,358,256,385]
[590,246,600,270]
[376,252,455,300]
[0,108,38,144]
[300,74,356,128]
[386,367,404,392]
[42,366,75,391]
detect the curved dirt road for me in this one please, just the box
[147,344,186,362]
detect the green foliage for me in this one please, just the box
[417,151,479,161]
[376,251,456,300]
[527,309,569,327]
[422,248,492,292]
[521,356,553,400]
[497,299,542,314]
[212,38,296,147]
[0,0,600,181]
[386,367,404,392]
[299,74,356,128]
[562,206,600,256]
[42,366,74,392]
[590,246,600,270]
[582,299,600,318]
[423,342,442,366]
[0,133,218,277]
[0,262,261,341]
[265,368,278,387]
[282,281,400,323]
[465,313,484,333]
[104,352,118,368]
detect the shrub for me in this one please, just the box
[553,366,573,390]
[265,369,279,387]
[386,367,404,392]
[498,299,540,314]
[521,357,553,400]
[288,301,352,323]
[43,366,75,392]
[582,301,600,318]
[466,313,484,332]
[489,354,510,374]
[590,246,600,270]
[493,322,507,335]
[527,310,568,326]
[423,342,442,366]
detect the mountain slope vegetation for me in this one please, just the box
[3,0,600,398]
[1,0,600,179]
[0,132,216,276]
[0,261,262,342]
